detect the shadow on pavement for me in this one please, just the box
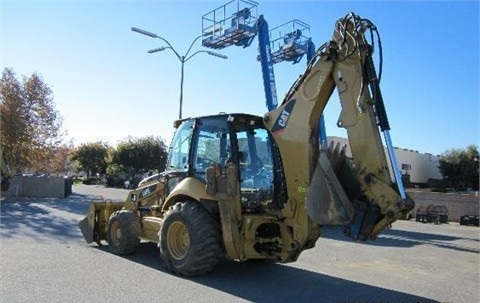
[321,225,479,254]
[196,260,439,303]
[0,193,94,242]
[96,242,439,303]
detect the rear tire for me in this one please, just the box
[107,210,141,255]
[159,201,221,276]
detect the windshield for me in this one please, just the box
[166,120,194,172]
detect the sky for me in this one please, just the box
[1,0,478,156]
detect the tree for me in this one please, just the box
[110,136,168,177]
[70,142,109,177]
[439,145,479,190]
[0,68,65,173]
[36,143,73,175]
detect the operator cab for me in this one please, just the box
[166,113,286,213]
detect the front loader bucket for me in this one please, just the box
[79,201,124,245]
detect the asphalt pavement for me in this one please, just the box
[1,185,479,303]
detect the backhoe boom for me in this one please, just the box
[263,12,414,241]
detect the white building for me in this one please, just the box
[328,136,443,184]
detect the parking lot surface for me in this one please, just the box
[1,185,478,302]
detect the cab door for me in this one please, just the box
[191,117,231,181]
[236,128,275,212]
[164,119,194,194]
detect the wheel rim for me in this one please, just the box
[110,220,121,246]
[167,221,190,260]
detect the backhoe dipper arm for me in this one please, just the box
[263,13,414,241]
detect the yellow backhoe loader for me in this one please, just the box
[79,12,414,276]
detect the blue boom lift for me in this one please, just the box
[201,0,326,144]
[266,19,327,144]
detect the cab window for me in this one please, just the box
[167,121,193,172]
[237,128,273,188]
[193,124,230,177]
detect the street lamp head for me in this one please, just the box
[131,28,227,120]
[148,47,169,54]
[131,27,158,38]
[207,51,228,59]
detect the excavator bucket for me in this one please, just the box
[79,201,124,245]
[306,151,355,225]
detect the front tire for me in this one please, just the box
[159,201,221,276]
[107,210,141,255]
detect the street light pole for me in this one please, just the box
[131,27,228,119]
[179,56,185,120]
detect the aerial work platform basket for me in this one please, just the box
[202,0,259,49]
[268,19,312,64]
